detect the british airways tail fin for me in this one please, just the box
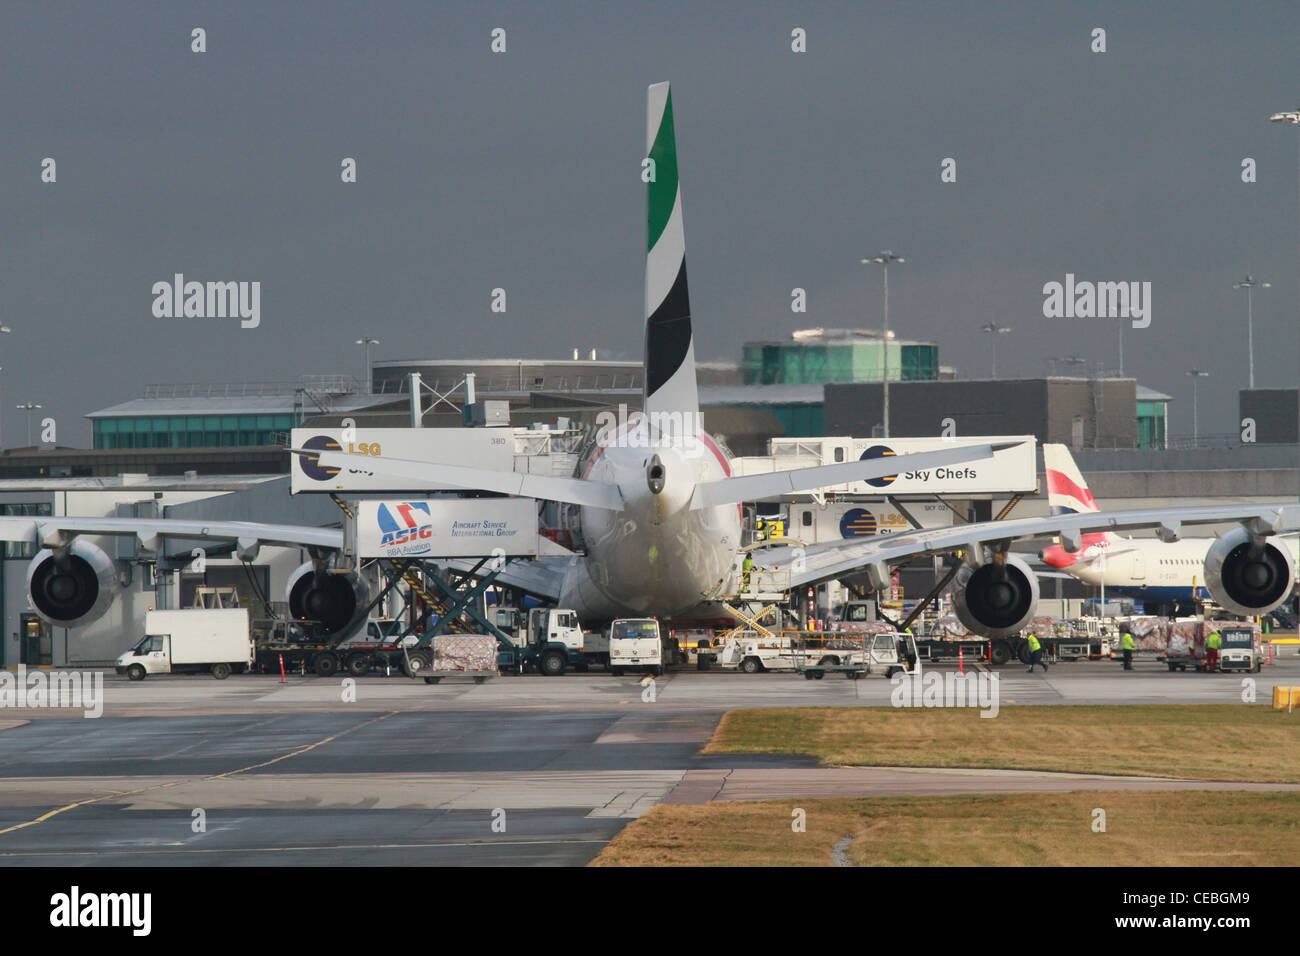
[643,82,699,423]
[1043,444,1101,516]
[1041,444,1114,564]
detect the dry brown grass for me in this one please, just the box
[704,705,1300,782]
[593,790,1300,866]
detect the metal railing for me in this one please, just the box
[144,375,363,399]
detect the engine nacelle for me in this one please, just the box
[951,554,1040,638]
[1205,527,1296,617]
[286,562,370,639]
[27,540,120,628]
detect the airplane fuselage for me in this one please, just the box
[1046,535,1300,601]
[557,416,741,620]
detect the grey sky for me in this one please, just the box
[3,0,1298,446]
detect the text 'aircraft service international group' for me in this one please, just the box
[1,83,1295,648]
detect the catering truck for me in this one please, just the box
[490,606,611,675]
[116,609,254,681]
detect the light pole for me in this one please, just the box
[862,251,904,437]
[355,336,380,393]
[16,402,41,447]
[1186,369,1208,444]
[979,322,1011,377]
[1232,274,1270,390]
[0,327,9,450]
[1270,110,1300,498]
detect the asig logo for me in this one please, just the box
[377,502,433,550]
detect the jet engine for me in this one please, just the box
[286,562,370,639]
[950,554,1040,638]
[1204,527,1296,617]
[27,540,120,628]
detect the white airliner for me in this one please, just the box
[1039,444,1300,609]
[0,83,1296,643]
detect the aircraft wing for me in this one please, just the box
[292,448,623,511]
[752,503,1300,589]
[0,516,343,552]
[689,442,1019,510]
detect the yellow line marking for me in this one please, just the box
[0,710,399,837]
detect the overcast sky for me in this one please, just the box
[3,0,1299,447]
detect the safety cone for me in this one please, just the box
[958,647,964,674]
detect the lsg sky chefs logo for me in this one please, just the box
[1042,273,1151,328]
[151,274,261,328]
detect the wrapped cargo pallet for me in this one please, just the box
[1166,619,1204,662]
[1024,617,1056,640]
[432,634,498,674]
[1125,615,1169,652]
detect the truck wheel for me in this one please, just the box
[211,662,231,680]
[127,664,146,682]
[989,641,1011,666]
[804,671,816,680]
[405,651,431,676]
[541,652,566,676]
[1168,663,1177,672]
[346,653,369,677]
[424,676,441,684]
[610,666,622,677]
[740,657,761,674]
[314,653,339,677]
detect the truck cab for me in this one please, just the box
[117,633,172,680]
[609,617,663,676]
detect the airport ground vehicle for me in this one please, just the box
[1166,619,1261,672]
[491,607,610,675]
[255,618,419,677]
[1216,624,1264,673]
[674,629,718,670]
[835,599,1120,667]
[608,618,667,676]
[116,609,253,680]
[721,630,870,674]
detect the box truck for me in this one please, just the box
[116,609,253,681]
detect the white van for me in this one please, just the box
[116,609,253,681]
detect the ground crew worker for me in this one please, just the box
[1121,630,1135,670]
[741,553,755,592]
[1026,633,1048,672]
[1206,629,1222,671]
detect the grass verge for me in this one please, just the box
[593,790,1300,866]
[704,704,1300,782]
